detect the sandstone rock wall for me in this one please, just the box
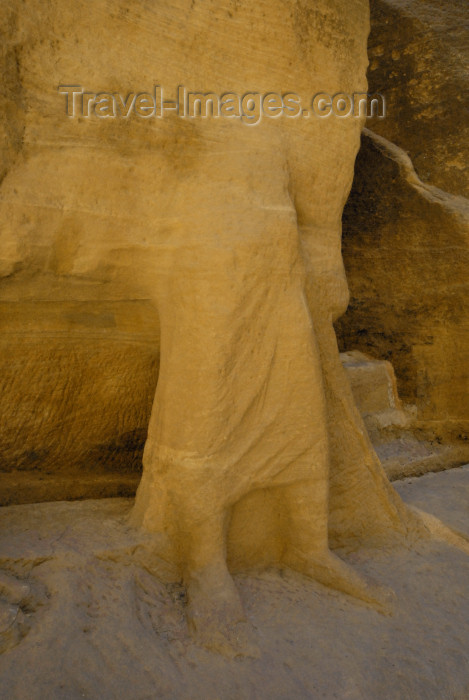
[338,128,469,447]
[2,0,467,505]
[336,0,469,457]
[0,0,369,504]
[368,0,468,198]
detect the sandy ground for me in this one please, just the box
[0,467,468,700]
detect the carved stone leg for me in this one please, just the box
[282,479,395,613]
[181,508,257,656]
[132,442,258,656]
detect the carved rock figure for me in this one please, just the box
[0,0,467,655]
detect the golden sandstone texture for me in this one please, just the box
[336,0,469,458]
[1,0,469,676]
[1,0,467,503]
[1,0,370,503]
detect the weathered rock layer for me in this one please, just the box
[336,0,469,459]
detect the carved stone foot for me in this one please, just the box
[284,548,395,614]
[185,563,259,658]
[0,571,30,605]
[0,601,19,633]
[0,571,31,654]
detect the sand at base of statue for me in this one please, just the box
[0,466,468,700]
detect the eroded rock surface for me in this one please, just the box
[337,129,469,456]
[336,0,469,459]
[1,0,365,499]
[342,350,468,479]
[1,0,467,653]
[368,0,469,198]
